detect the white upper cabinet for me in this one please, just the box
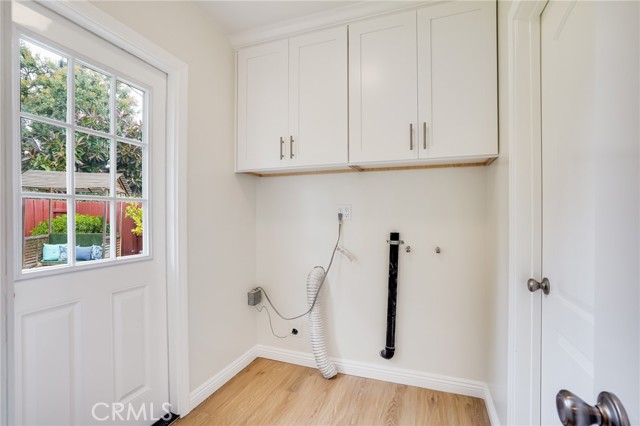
[237,27,347,172]
[236,2,498,173]
[349,2,497,166]
[289,28,348,168]
[237,40,288,171]
[348,11,418,164]
[417,2,497,160]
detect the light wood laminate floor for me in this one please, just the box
[177,358,490,426]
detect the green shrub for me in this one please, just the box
[31,214,108,236]
[124,203,143,236]
[76,214,105,233]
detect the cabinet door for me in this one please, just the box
[349,11,418,164]
[289,27,347,167]
[417,1,497,159]
[237,40,288,171]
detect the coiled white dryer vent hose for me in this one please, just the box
[306,267,337,379]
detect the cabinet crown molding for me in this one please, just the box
[229,1,438,49]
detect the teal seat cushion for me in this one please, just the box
[42,244,61,262]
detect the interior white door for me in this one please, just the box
[348,11,418,164]
[236,39,288,171]
[540,1,639,424]
[417,1,497,160]
[12,2,170,425]
[288,26,347,168]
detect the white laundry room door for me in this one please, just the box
[11,1,170,425]
[538,0,639,425]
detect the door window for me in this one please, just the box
[19,36,148,272]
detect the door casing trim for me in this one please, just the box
[0,0,191,422]
[506,1,547,425]
[0,2,10,424]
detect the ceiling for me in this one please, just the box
[197,1,361,35]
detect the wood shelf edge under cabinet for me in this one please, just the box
[238,156,498,177]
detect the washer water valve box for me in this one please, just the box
[247,288,262,306]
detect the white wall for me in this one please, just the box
[483,2,511,423]
[255,168,492,382]
[92,1,257,393]
[92,0,502,410]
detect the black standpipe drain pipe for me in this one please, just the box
[380,232,400,360]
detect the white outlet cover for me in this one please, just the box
[336,204,352,220]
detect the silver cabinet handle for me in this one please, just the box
[423,122,428,149]
[280,137,285,160]
[527,277,550,295]
[409,123,414,150]
[290,136,294,159]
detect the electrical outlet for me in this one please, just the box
[291,323,303,338]
[336,205,352,220]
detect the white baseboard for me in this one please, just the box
[482,384,501,426]
[188,344,501,425]
[254,345,316,369]
[256,344,489,401]
[188,346,257,411]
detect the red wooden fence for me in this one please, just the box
[23,199,141,255]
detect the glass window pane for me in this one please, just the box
[75,64,110,133]
[116,142,143,198]
[20,39,67,122]
[116,81,144,142]
[75,132,110,196]
[75,200,110,262]
[18,38,151,273]
[22,198,69,270]
[117,201,143,257]
[21,118,67,193]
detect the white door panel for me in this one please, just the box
[12,1,170,425]
[541,2,596,419]
[349,11,418,163]
[18,302,82,425]
[112,285,150,403]
[540,1,639,424]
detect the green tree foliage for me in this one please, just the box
[31,214,107,236]
[19,43,67,120]
[117,142,143,197]
[20,42,144,196]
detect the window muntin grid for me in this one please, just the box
[18,35,149,272]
